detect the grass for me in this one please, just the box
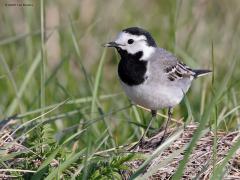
[0,0,240,179]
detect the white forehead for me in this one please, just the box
[115,32,146,42]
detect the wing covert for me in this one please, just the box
[165,61,195,81]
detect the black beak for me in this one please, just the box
[103,41,120,48]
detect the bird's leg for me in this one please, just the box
[128,110,157,150]
[158,107,173,145]
[139,110,157,143]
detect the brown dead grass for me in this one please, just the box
[122,124,240,180]
[1,119,239,179]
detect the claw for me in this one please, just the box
[128,137,146,151]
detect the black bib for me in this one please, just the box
[117,50,148,86]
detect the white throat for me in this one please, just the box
[140,46,155,60]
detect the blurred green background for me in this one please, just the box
[0,0,239,178]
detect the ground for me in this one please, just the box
[122,124,240,179]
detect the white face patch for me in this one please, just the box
[114,32,155,60]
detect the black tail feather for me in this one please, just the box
[193,69,212,78]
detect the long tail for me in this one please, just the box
[193,69,212,78]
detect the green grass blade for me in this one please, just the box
[31,147,60,180]
[40,0,46,118]
[183,93,193,125]
[0,54,24,113]
[32,130,86,179]
[11,98,69,137]
[172,58,236,180]
[6,51,41,116]
[132,106,143,136]
[130,127,184,179]
[90,48,107,117]
[62,129,86,146]
[17,93,120,118]
[44,149,86,180]
[217,105,240,128]
[90,48,107,135]
[210,138,240,179]
[140,146,185,179]
[69,16,93,92]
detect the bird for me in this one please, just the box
[104,27,211,149]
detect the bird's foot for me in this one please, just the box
[127,137,147,151]
[155,135,165,147]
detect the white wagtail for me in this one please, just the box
[104,27,211,148]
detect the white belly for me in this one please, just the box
[120,81,184,110]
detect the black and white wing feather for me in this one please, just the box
[165,61,196,81]
[154,48,212,82]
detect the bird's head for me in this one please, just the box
[104,27,157,60]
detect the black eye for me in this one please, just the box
[128,39,134,44]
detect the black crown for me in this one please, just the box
[122,27,157,47]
